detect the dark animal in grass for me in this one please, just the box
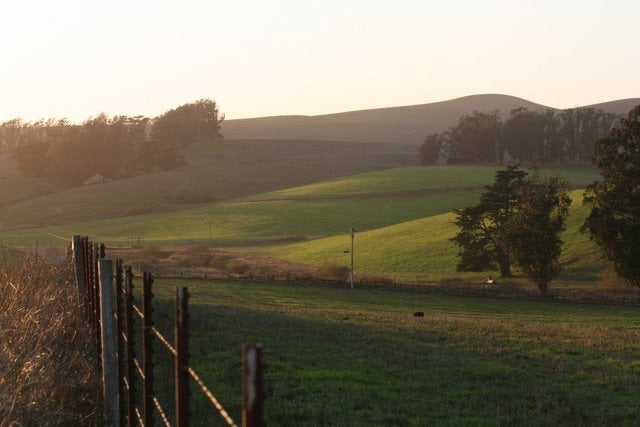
[413,311,424,317]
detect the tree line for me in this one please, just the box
[419,107,618,165]
[452,105,640,294]
[0,99,223,183]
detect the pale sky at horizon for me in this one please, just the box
[1,0,639,123]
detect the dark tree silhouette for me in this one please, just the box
[583,105,640,287]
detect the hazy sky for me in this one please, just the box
[1,0,639,122]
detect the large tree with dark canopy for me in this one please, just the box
[451,165,528,277]
[583,105,640,287]
[505,172,572,295]
[151,98,224,148]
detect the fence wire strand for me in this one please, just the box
[188,367,238,427]
[151,326,177,356]
[153,397,172,427]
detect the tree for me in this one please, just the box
[418,133,445,165]
[505,172,572,295]
[582,105,640,287]
[151,99,224,149]
[448,111,501,163]
[451,165,528,277]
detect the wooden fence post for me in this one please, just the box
[99,258,120,426]
[143,272,155,427]
[175,286,190,427]
[124,266,136,425]
[242,344,264,427]
[72,235,85,306]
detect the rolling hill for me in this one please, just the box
[222,94,640,145]
[256,190,602,282]
[0,139,417,228]
[1,166,602,283]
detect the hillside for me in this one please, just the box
[1,167,601,284]
[0,139,417,228]
[222,94,640,145]
[257,190,602,282]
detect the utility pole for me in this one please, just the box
[349,227,357,290]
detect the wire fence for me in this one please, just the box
[72,235,265,426]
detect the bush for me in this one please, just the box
[227,260,251,275]
[598,264,630,294]
[317,262,350,281]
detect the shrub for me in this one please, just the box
[598,264,630,294]
[317,262,350,281]
[227,259,251,275]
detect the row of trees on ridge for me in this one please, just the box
[0,99,223,183]
[419,107,618,165]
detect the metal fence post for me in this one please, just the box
[94,243,102,356]
[143,272,155,427]
[124,266,136,425]
[99,258,120,426]
[72,235,85,306]
[115,259,125,427]
[83,237,91,320]
[175,286,190,427]
[242,344,265,427]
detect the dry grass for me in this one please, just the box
[0,250,98,426]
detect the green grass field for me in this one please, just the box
[0,165,603,284]
[0,165,599,243]
[147,278,640,425]
[255,190,603,282]
[0,140,416,227]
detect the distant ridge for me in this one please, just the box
[222,94,640,145]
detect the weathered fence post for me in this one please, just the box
[72,235,85,306]
[124,266,136,424]
[94,243,102,356]
[115,259,125,427]
[143,272,155,427]
[99,258,120,426]
[242,344,265,427]
[175,286,190,427]
[83,236,91,319]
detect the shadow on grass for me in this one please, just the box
[145,295,640,426]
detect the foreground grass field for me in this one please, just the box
[148,278,640,425]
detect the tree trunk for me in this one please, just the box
[537,280,549,296]
[499,259,513,278]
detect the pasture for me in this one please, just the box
[148,278,640,425]
[0,165,604,284]
[0,140,416,227]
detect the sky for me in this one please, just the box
[1,0,639,123]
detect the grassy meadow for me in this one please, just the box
[147,278,640,425]
[0,165,604,284]
[0,140,416,227]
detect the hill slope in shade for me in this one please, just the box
[0,139,417,228]
[222,94,640,145]
[583,98,640,115]
[222,94,548,144]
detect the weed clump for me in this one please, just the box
[0,250,98,425]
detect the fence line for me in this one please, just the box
[72,235,264,426]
